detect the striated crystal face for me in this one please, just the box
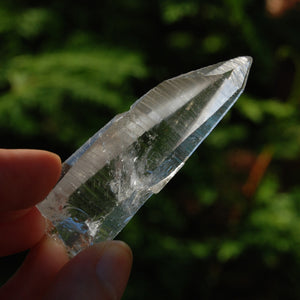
[38,56,252,256]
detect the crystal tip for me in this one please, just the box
[240,55,253,65]
[229,56,253,83]
[235,56,253,69]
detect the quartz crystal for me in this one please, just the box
[38,56,252,256]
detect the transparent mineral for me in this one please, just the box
[38,56,252,256]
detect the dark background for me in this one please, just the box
[0,0,300,299]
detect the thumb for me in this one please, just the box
[45,241,132,300]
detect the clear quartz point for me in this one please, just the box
[38,56,252,256]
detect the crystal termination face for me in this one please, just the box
[37,56,252,256]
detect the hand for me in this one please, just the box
[0,149,132,300]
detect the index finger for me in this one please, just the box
[0,149,61,212]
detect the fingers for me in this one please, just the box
[0,149,132,299]
[0,149,61,212]
[0,240,132,300]
[0,149,62,255]
[0,207,45,256]
[45,241,133,300]
[0,237,69,300]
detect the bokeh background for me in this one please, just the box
[0,0,300,299]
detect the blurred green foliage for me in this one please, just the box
[0,0,300,299]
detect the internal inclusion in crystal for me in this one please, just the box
[38,56,252,256]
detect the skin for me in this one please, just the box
[0,149,132,300]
